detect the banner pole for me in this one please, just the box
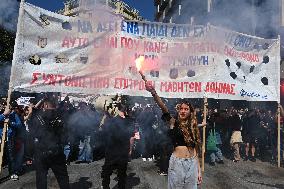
[202,97,207,172]
[277,103,281,168]
[277,35,281,168]
[0,0,25,174]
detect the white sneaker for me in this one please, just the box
[159,172,167,176]
[148,158,153,162]
[142,158,147,162]
[10,174,19,181]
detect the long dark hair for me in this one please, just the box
[176,101,201,153]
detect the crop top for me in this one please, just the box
[161,112,196,148]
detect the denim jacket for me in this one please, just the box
[0,112,23,139]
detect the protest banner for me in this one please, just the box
[9,2,280,102]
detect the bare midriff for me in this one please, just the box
[173,146,196,158]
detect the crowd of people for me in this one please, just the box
[0,90,284,188]
[203,106,284,166]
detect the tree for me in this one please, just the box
[0,27,15,62]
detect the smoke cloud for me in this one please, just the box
[0,0,19,32]
[171,0,280,38]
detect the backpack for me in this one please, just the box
[206,126,217,151]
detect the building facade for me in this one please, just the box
[60,0,143,21]
[154,0,209,24]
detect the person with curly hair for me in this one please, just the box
[145,82,203,189]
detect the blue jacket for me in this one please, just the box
[0,111,23,138]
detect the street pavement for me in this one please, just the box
[0,157,284,189]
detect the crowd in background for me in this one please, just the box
[0,93,283,181]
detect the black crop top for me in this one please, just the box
[161,112,196,148]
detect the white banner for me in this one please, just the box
[11,3,280,101]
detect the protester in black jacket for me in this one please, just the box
[101,103,134,189]
[29,94,70,189]
[243,109,261,162]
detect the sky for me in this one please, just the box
[26,0,155,21]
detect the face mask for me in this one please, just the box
[41,109,55,119]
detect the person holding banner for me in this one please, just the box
[144,82,202,189]
[28,94,70,189]
[0,102,25,181]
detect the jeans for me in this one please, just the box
[209,145,223,163]
[233,143,241,161]
[168,154,198,189]
[15,140,25,174]
[6,136,16,175]
[78,136,93,162]
[64,143,71,161]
